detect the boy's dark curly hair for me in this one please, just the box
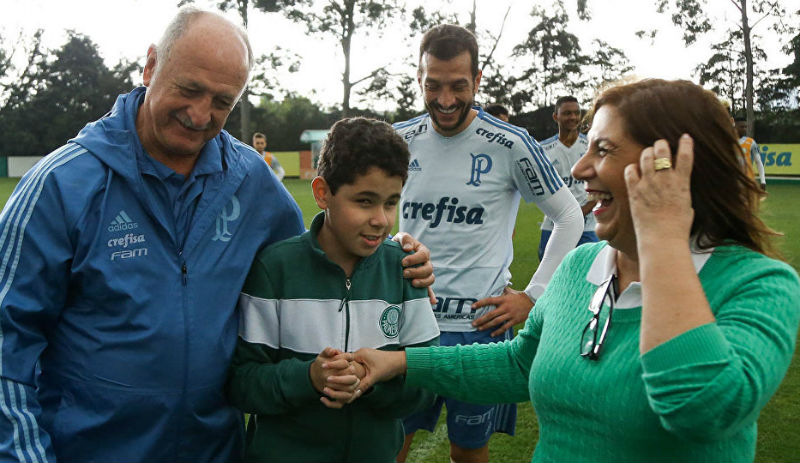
[317,117,410,194]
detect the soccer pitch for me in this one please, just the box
[1,177,798,461]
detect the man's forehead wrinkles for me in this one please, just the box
[176,77,237,100]
[425,76,470,85]
[177,78,206,89]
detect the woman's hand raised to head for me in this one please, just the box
[624,134,695,248]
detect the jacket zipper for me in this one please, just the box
[338,278,352,351]
[336,276,353,461]
[177,248,190,460]
[179,249,187,286]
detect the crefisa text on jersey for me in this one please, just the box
[475,128,514,149]
[108,233,148,261]
[402,196,485,228]
[107,233,146,249]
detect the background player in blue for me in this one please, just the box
[393,24,583,463]
[538,96,599,261]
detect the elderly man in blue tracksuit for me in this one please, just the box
[0,8,432,463]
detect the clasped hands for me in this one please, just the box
[309,347,368,409]
[309,346,406,409]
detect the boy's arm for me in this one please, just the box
[225,255,320,414]
[226,335,321,415]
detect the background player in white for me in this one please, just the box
[734,118,766,191]
[252,131,286,181]
[538,96,599,260]
[393,24,583,463]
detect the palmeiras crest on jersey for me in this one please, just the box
[380,305,402,338]
[466,153,492,186]
[212,196,241,242]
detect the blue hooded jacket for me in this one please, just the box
[0,87,305,462]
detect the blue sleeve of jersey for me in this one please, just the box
[0,162,72,462]
[510,132,564,202]
[270,185,306,241]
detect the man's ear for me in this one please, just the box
[552,111,559,123]
[311,176,331,210]
[142,45,158,87]
[473,69,482,94]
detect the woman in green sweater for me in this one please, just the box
[348,79,800,462]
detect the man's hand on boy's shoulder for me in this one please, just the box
[311,347,366,409]
[392,232,436,304]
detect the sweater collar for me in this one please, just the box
[585,242,713,309]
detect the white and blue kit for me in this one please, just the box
[538,134,598,260]
[394,108,582,446]
[0,87,305,462]
[396,109,582,332]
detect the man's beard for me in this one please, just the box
[426,98,473,134]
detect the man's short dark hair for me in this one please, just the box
[484,104,509,118]
[317,117,410,194]
[555,96,579,112]
[252,132,266,140]
[419,24,479,78]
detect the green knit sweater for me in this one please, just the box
[406,242,800,462]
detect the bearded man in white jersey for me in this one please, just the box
[393,24,583,463]
[538,96,599,261]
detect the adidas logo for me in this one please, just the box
[409,159,422,172]
[108,210,139,232]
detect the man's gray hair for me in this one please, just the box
[154,6,254,74]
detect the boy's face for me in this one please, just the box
[312,167,403,273]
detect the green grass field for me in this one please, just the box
[1,177,798,462]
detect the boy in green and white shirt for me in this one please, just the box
[227,117,439,463]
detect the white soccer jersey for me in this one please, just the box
[738,136,766,184]
[539,134,596,232]
[395,110,572,332]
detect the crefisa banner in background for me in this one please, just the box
[761,144,799,176]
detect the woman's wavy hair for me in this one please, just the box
[589,79,779,257]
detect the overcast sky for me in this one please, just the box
[2,0,798,110]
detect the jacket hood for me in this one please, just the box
[70,86,245,186]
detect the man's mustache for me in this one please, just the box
[173,111,211,131]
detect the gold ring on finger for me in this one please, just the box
[654,158,672,171]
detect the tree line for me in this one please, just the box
[1,0,798,157]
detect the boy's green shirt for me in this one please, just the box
[227,212,440,463]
